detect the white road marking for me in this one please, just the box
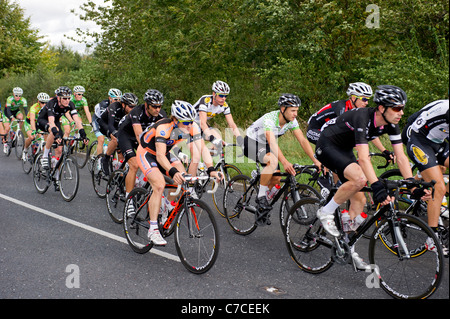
[0,193,180,262]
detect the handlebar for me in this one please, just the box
[169,174,219,196]
[370,152,394,169]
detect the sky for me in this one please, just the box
[17,0,107,54]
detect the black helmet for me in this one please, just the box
[121,93,138,107]
[278,93,301,108]
[144,89,164,105]
[55,86,72,97]
[373,85,407,108]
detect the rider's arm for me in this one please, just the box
[355,143,379,185]
[392,143,413,179]
[224,113,241,138]
[132,124,143,145]
[198,111,211,136]
[83,105,92,124]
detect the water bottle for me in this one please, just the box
[135,172,147,187]
[168,201,176,212]
[160,196,170,215]
[266,184,281,200]
[341,209,351,232]
[51,156,59,168]
[352,212,368,231]
[103,142,108,154]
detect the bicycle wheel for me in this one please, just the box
[14,130,24,159]
[285,197,334,274]
[123,187,153,254]
[91,154,108,198]
[369,213,444,299]
[211,164,242,218]
[223,174,258,235]
[33,152,50,194]
[106,169,127,223]
[87,140,98,173]
[22,146,33,174]
[59,156,80,202]
[279,183,321,232]
[174,198,219,274]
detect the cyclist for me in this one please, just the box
[0,102,6,151]
[117,89,167,199]
[136,100,222,246]
[99,92,139,175]
[314,85,430,268]
[37,86,89,168]
[23,92,51,159]
[193,80,244,151]
[71,85,93,126]
[243,93,322,225]
[402,99,449,255]
[92,88,122,157]
[3,87,28,132]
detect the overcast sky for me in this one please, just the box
[17,0,107,54]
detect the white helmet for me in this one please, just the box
[212,80,230,94]
[346,82,373,97]
[171,100,197,122]
[37,92,51,103]
[73,85,85,93]
[13,87,23,95]
[108,88,122,98]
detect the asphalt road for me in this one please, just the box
[1,149,448,307]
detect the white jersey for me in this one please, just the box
[193,95,231,122]
[246,110,300,143]
[410,99,449,144]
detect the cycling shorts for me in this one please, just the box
[118,129,139,161]
[243,136,280,169]
[406,131,449,172]
[315,139,357,183]
[136,145,180,177]
[91,114,104,138]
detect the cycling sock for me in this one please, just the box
[43,147,50,158]
[322,198,340,215]
[149,220,158,231]
[258,185,269,198]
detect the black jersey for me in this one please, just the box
[100,101,126,135]
[307,99,354,131]
[37,97,77,122]
[319,107,402,149]
[119,104,166,136]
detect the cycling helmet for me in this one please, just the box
[108,88,122,99]
[373,85,407,107]
[121,92,138,107]
[212,81,230,94]
[346,82,373,97]
[37,92,51,103]
[55,86,72,97]
[171,100,197,122]
[144,89,164,105]
[73,85,85,93]
[278,93,301,108]
[13,87,23,95]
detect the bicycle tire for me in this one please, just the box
[22,146,33,174]
[369,213,444,299]
[284,197,334,274]
[123,187,153,254]
[73,139,88,168]
[33,152,50,194]
[59,156,80,202]
[14,130,24,159]
[223,174,258,235]
[91,154,108,198]
[106,169,127,224]
[174,198,219,274]
[211,164,242,218]
[279,183,321,233]
[87,140,98,173]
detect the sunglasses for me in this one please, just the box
[148,104,162,109]
[61,97,71,100]
[215,93,228,98]
[75,93,83,96]
[14,95,22,98]
[353,95,370,102]
[179,120,193,126]
[390,105,405,112]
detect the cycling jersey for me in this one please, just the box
[5,95,28,111]
[140,118,202,156]
[71,95,89,109]
[245,110,300,143]
[193,95,231,121]
[307,99,353,144]
[37,97,78,122]
[119,104,166,136]
[26,102,44,124]
[99,101,126,136]
[407,99,449,144]
[318,107,402,149]
[94,99,110,118]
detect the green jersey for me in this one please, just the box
[71,95,89,109]
[6,95,28,111]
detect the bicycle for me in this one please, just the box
[284,178,445,299]
[2,119,25,158]
[21,131,46,174]
[91,137,114,198]
[223,163,321,235]
[33,136,86,202]
[187,143,242,217]
[71,123,95,168]
[123,175,220,274]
